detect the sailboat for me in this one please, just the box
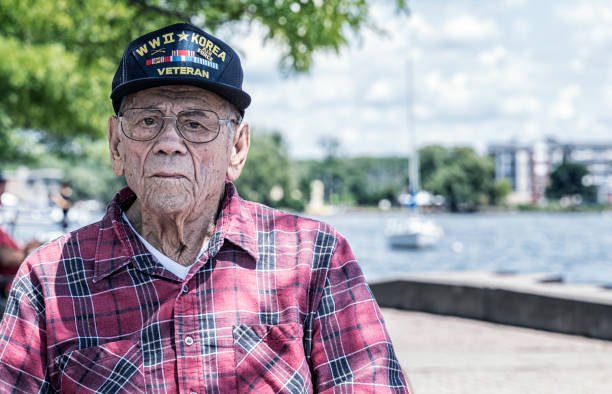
[385,153,444,249]
[385,53,443,249]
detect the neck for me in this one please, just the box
[126,192,224,266]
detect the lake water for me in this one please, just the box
[311,211,612,286]
[6,210,612,286]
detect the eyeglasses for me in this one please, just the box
[118,108,240,143]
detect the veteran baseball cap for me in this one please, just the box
[111,23,250,115]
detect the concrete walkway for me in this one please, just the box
[381,308,612,394]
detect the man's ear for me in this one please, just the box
[226,122,250,181]
[108,116,125,177]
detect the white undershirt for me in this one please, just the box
[122,212,208,280]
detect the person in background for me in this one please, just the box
[50,181,73,231]
[0,23,409,392]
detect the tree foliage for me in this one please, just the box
[418,144,447,188]
[234,130,304,211]
[420,145,497,211]
[298,140,408,207]
[239,140,503,211]
[0,0,408,147]
[545,162,597,203]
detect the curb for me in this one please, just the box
[369,271,612,340]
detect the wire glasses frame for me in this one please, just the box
[117,108,241,143]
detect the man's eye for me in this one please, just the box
[142,117,158,126]
[185,121,205,130]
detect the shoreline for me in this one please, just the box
[309,204,612,214]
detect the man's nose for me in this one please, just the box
[153,118,188,155]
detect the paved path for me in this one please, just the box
[381,308,612,394]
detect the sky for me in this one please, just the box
[221,0,612,158]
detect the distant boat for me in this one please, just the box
[386,215,443,249]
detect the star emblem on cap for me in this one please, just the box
[177,31,189,41]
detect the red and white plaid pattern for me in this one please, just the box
[0,182,408,393]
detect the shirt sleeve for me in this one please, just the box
[309,235,409,393]
[0,267,51,392]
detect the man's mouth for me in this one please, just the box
[151,172,186,179]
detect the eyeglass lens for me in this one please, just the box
[121,109,220,143]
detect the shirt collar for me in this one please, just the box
[212,182,259,260]
[94,182,258,282]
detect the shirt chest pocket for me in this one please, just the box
[52,339,145,393]
[233,323,312,393]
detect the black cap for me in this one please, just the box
[111,23,250,115]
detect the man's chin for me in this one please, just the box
[144,201,193,219]
[141,186,194,217]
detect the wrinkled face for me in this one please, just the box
[108,85,247,220]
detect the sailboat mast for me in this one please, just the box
[407,50,419,196]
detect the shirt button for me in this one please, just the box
[182,284,189,293]
[184,336,194,346]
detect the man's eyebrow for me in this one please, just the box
[125,105,162,110]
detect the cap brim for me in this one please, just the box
[111,77,251,115]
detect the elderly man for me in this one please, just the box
[0,23,408,392]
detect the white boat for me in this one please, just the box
[386,215,444,249]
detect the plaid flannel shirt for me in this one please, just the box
[0,182,408,393]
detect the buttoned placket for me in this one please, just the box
[175,255,210,394]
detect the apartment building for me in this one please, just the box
[488,138,612,204]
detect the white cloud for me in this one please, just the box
[501,96,541,115]
[478,46,508,67]
[424,72,473,106]
[512,19,529,39]
[414,104,432,120]
[556,3,612,25]
[409,13,436,42]
[603,86,612,111]
[476,53,537,91]
[549,85,581,120]
[366,80,394,103]
[442,14,501,43]
[556,3,612,45]
[522,121,542,139]
[360,108,382,123]
[504,0,527,7]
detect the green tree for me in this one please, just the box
[546,162,597,203]
[345,157,407,205]
[418,144,448,188]
[234,131,304,211]
[296,153,408,207]
[491,179,512,206]
[423,146,495,212]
